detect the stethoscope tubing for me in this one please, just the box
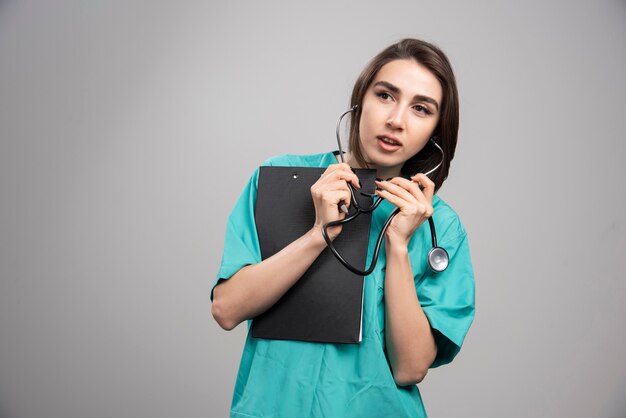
[323,105,449,276]
[322,196,399,276]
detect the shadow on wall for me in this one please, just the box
[0,0,18,26]
[601,376,626,418]
[0,0,14,13]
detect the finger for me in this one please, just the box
[411,173,435,202]
[316,180,352,213]
[325,179,352,190]
[320,186,351,203]
[319,164,345,181]
[375,188,420,211]
[375,179,416,203]
[324,167,361,189]
[408,174,434,217]
[321,163,352,176]
[312,181,351,206]
[323,190,352,210]
[387,177,428,205]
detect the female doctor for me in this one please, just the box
[211,38,475,418]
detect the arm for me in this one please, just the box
[212,163,360,330]
[211,227,327,330]
[383,240,437,385]
[374,174,438,386]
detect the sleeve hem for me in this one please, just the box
[210,263,252,302]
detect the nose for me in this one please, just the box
[386,106,406,130]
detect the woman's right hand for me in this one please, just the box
[310,163,361,242]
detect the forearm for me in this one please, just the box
[384,241,437,386]
[212,227,327,330]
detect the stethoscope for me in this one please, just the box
[321,105,449,276]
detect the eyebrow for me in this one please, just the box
[373,80,440,111]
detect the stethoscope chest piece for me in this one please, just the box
[427,246,449,272]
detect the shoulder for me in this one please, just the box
[431,194,468,245]
[260,151,336,168]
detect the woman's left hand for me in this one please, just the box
[374,173,435,247]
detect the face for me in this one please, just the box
[358,59,442,177]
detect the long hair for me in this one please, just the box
[348,39,459,191]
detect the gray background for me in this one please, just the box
[1,1,625,417]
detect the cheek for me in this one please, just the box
[411,140,431,156]
[358,118,367,137]
[358,106,377,138]
[427,116,440,135]
[358,115,370,140]
[410,119,438,140]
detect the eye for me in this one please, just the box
[413,104,432,115]
[375,91,394,102]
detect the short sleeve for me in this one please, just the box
[210,167,262,302]
[417,216,475,368]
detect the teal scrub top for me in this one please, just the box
[212,151,475,418]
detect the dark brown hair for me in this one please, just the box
[348,38,459,191]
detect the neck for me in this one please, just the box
[340,151,402,180]
[374,165,402,180]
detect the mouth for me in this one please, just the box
[377,135,402,151]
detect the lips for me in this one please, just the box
[377,135,402,151]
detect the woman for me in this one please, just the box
[211,38,475,418]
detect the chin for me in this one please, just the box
[365,152,405,168]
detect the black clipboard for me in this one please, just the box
[251,166,377,344]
